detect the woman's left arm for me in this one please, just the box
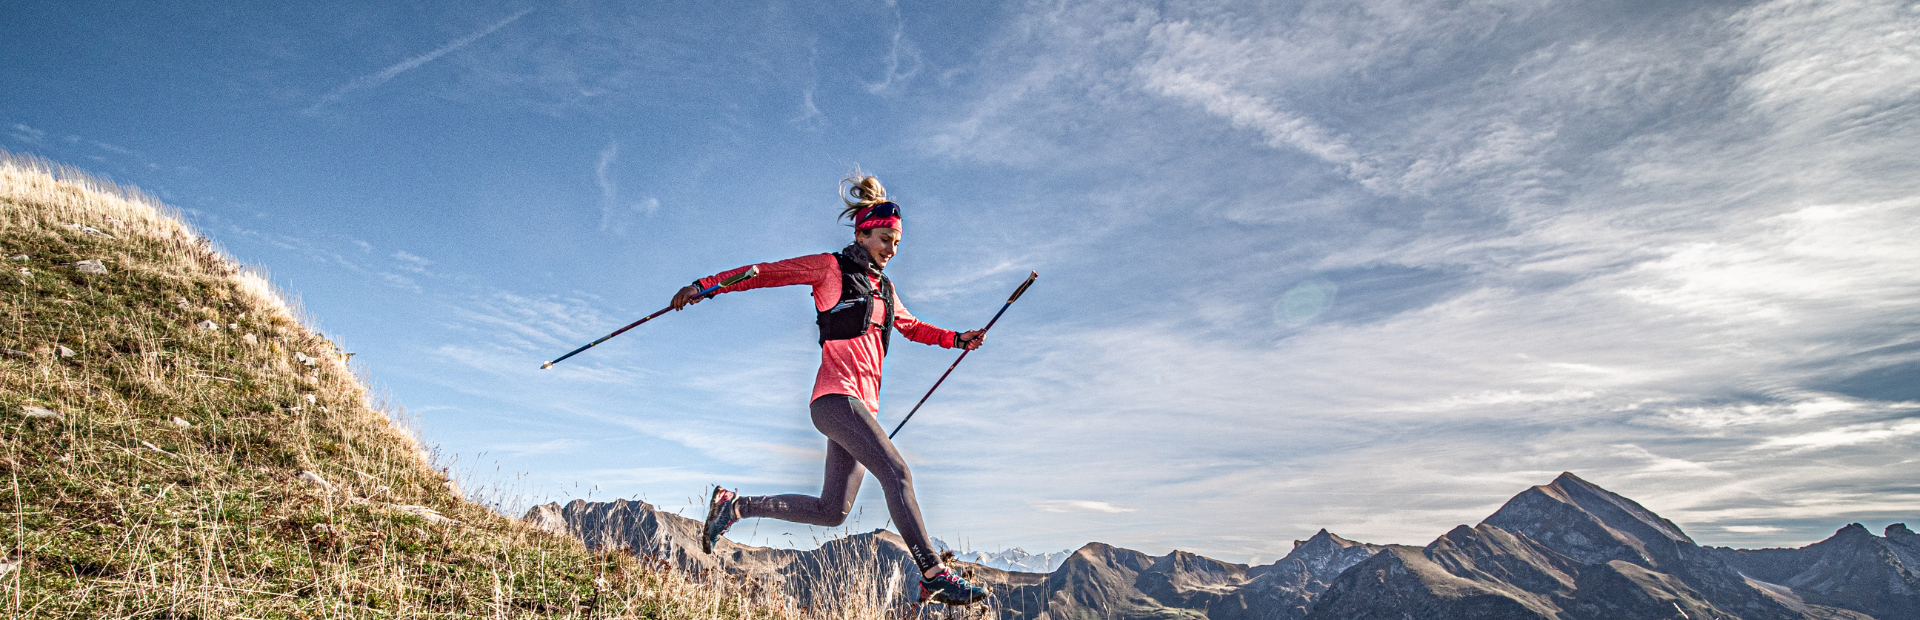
[892,291,984,350]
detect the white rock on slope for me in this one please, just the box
[20,406,61,419]
[296,470,334,492]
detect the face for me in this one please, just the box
[857,227,902,268]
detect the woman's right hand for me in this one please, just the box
[671,285,703,310]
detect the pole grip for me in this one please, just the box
[1007,271,1038,303]
[717,265,761,289]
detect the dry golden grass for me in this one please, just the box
[0,151,912,619]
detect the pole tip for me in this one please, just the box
[540,361,554,370]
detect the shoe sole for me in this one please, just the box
[919,589,988,606]
[701,487,728,554]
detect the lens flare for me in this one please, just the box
[1275,278,1338,326]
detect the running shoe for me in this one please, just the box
[701,486,740,554]
[919,567,989,606]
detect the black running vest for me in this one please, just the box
[817,252,895,353]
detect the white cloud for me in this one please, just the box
[1723,525,1787,534]
[1756,419,1920,452]
[1034,500,1139,514]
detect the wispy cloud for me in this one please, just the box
[392,250,433,274]
[492,438,586,457]
[593,140,659,234]
[864,10,921,95]
[595,140,620,230]
[8,123,46,145]
[304,8,534,115]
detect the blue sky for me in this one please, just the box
[5,0,1917,564]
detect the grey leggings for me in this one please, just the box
[735,394,940,571]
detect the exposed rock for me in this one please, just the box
[171,417,191,428]
[0,560,16,579]
[243,333,258,345]
[20,405,61,420]
[293,351,317,366]
[72,259,108,274]
[2,348,29,358]
[387,504,457,525]
[296,470,333,492]
[7,254,26,261]
[525,503,568,535]
[197,320,219,331]
[55,345,75,358]
[60,223,111,238]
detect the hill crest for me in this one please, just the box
[0,152,839,618]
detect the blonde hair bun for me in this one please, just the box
[839,169,888,222]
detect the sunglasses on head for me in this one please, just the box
[859,202,901,223]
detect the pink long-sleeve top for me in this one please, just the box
[695,253,958,416]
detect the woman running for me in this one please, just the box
[671,172,990,606]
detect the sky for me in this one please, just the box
[3,0,1917,565]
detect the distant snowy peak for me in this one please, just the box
[931,538,1072,573]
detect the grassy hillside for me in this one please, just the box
[0,152,841,619]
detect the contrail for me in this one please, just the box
[304,8,534,115]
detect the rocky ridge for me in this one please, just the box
[531,473,1915,619]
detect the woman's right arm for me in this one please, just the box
[672,254,838,310]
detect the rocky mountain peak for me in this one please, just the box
[1481,472,1694,567]
[1832,522,1874,541]
[1290,528,1360,553]
[1889,523,1915,540]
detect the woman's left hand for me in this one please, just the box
[957,330,985,350]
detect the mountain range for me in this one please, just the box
[932,539,1073,573]
[525,473,1916,619]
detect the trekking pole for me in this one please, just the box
[889,271,1038,439]
[541,266,760,369]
